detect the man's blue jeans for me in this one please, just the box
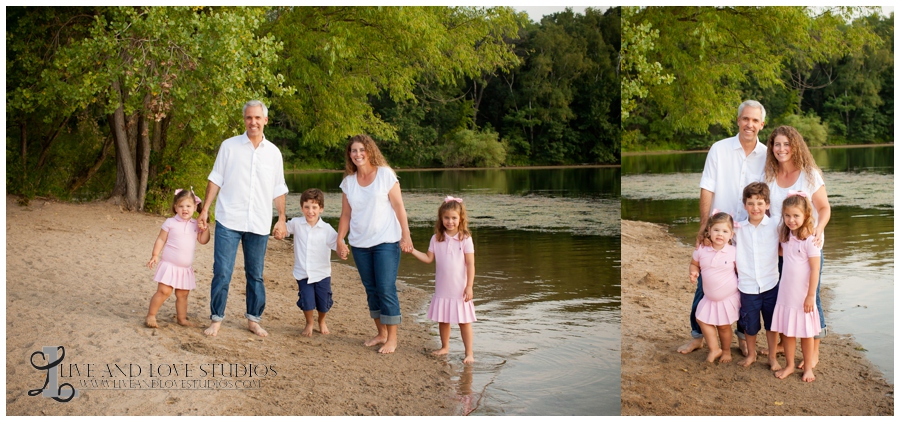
[351,242,402,325]
[210,221,268,322]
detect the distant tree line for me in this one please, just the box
[621,6,893,151]
[6,6,619,212]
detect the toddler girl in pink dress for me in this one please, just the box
[145,188,210,328]
[689,211,740,363]
[771,192,821,382]
[409,196,476,364]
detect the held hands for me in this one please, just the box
[197,210,209,232]
[399,233,414,253]
[337,240,349,260]
[804,295,816,313]
[272,220,287,240]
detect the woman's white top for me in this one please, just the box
[339,166,402,248]
[768,169,825,229]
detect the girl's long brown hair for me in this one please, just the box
[344,134,391,176]
[778,194,815,243]
[435,199,471,242]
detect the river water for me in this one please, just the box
[283,167,621,415]
[622,146,894,384]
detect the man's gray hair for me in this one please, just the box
[737,100,765,123]
[243,100,268,117]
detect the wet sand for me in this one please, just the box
[5,196,460,416]
[621,220,894,415]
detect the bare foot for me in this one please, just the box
[145,315,159,328]
[379,338,398,354]
[705,348,723,363]
[719,350,733,363]
[204,321,222,336]
[768,357,782,372]
[248,321,268,337]
[737,352,757,367]
[802,367,816,382]
[319,320,330,335]
[677,338,703,354]
[177,318,196,327]
[775,365,795,379]
[463,354,475,364]
[301,323,314,337]
[798,353,818,370]
[759,344,784,356]
[738,337,748,357]
[364,335,387,347]
[431,347,450,356]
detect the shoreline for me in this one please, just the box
[5,196,460,416]
[622,142,894,156]
[621,220,893,416]
[285,163,619,174]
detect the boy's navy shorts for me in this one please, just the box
[739,283,779,336]
[296,277,333,313]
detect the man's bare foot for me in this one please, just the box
[719,350,733,363]
[248,321,268,337]
[204,321,222,336]
[677,338,703,354]
[364,335,387,347]
[379,338,398,354]
[774,365,795,379]
[737,352,757,367]
[319,320,330,335]
[463,354,475,364]
[431,347,450,356]
[768,357,782,372]
[738,337,748,357]
[801,367,816,382]
[145,315,159,328]
[301,322,315,337]
[705,348,723,363]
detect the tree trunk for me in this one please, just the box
[109,98,139,210]
[69,135,114,194]
[136,95,152,210]
[109,113,126,199]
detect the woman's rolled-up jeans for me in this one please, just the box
[351,242,402,325]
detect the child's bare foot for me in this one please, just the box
[364,335,387,347]
[319,321,330,335]
[463,354,475,364]
[677,338,703,354]
[801,367,816,382]
[775,365,795,379]
[301,322,315,337]
[737,352,757,367]
[719,350,733,363]
[204,321,222,336]
[378,338,397,354]
[738,337,748,357]
[759,344,784,356]
[145,315,159,328]
[798,353,818,370]
[176,318,196,327]
[431,347,450,356]
[705,348,723,363]
[248,321,268,337]
[768,357,782,372]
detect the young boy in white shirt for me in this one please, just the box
[284,188,339,337]
[735,182,782,370]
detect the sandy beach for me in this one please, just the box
[5,196,460,416]
[620,220,894,415]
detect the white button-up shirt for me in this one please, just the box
[286,217,338,283]
[699,135,767,222]
[734,215,780,294]
[208,132,288,235]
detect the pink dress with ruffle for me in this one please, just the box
[426,234,477,324]
[770,234,821,338]
[694,244,740,326]
[153,216,199,290]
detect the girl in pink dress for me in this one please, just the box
[409,196,476,364]
[145,188,210,328]
[771,192,821,382]
[689,212,740,363]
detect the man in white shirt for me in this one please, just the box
[198,100,289,337]
[678,100,767,354]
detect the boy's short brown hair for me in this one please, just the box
[742,182,770,204]
[300,188,325,208]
